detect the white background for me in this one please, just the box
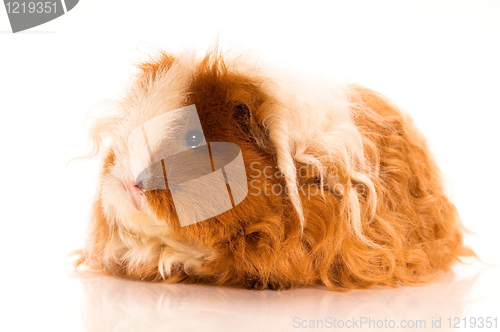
[1,0,499,331]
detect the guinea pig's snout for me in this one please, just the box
[123,180,142,211]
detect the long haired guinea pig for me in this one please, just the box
[76,48,474,290]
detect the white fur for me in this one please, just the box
[251,62,378,245]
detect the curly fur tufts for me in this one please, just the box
[76,47,474,290]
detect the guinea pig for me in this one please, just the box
[76,47,474,290]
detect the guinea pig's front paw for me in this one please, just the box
[243,277,292,291]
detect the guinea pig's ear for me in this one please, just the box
[232,100,274,152]
[232,101,251,132]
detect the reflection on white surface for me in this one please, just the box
[76,261,496,332]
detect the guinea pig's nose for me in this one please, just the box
[131,182,141,191]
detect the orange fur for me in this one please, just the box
[76,49,474,290]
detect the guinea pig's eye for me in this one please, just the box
[184,129,204,148]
